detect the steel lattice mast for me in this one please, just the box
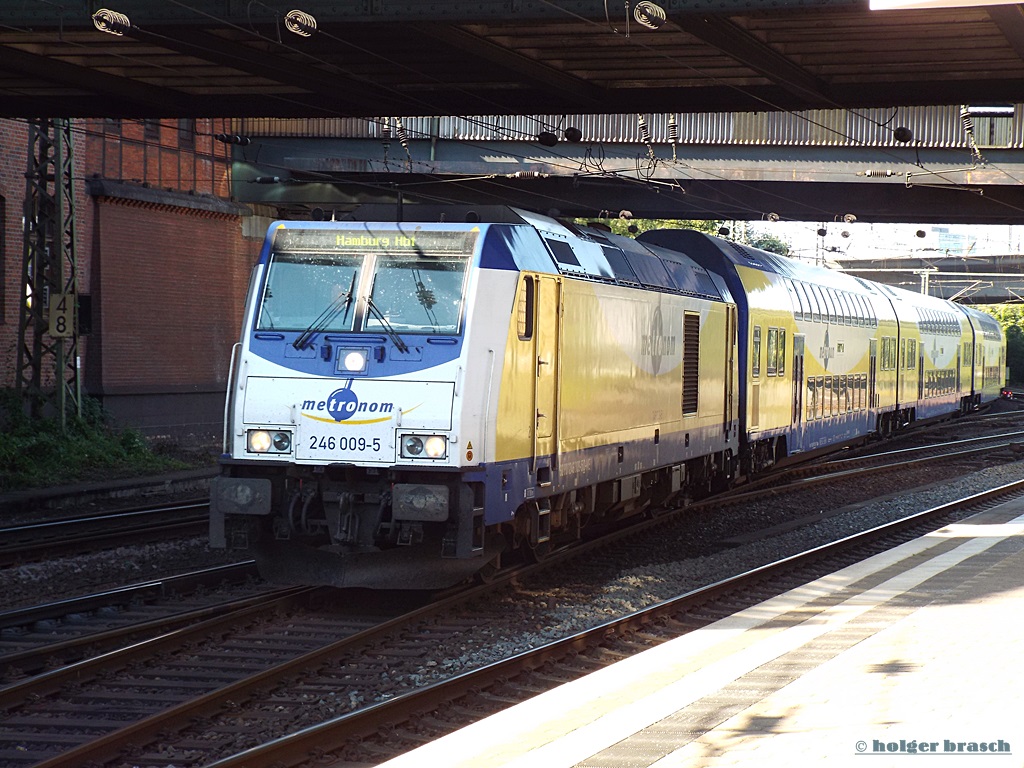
[16,118,81,429]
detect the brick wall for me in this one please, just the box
[1,118,262,439]
[0,121,28,388]
[89,199,248,393]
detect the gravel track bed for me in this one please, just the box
[0,538,239,612]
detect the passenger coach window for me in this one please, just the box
[766,328,778,376]
[838,293,853,325]
[812,285,830,323]
[787,281,804,320]
[752,326,762,378]
[801,283,820,322]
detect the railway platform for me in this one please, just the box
[378,498,1024,768]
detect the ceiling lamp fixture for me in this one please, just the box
[563,126,583,143]
[633,2,667,29]
[92,8,131,35]
[893,126,914,143]
[284,9,317,37]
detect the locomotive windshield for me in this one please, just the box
[257,252,362,333]
[256,227,476,335]
[366,255,467,334]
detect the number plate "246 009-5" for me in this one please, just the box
[305,434,383,454]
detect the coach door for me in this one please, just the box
[724,305,736,438]
[869,339,878,408]
[792,335,805,426]
[533,275,561,477]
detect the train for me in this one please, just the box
[209,206,1006,589]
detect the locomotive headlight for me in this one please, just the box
[424,436,447,458]
[401,434,447,459]
[247,429,293,454]
[248,430,272,453]
[341,349,368,373]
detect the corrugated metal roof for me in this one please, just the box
[240,105,1024,149]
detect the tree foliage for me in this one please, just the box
[747,233,791,256]
[979,304,1024,385]
[576,217,723,237]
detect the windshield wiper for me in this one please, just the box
[293,273,356,350]
[365,297,410,353]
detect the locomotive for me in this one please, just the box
[209,206,1005,588]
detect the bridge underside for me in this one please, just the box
[233,140,1024,225]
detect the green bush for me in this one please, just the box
[980,305,1024,386]
[0,389,190,491]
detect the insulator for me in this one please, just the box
[634,2,667,30]
[381,117,391,142]
[667,114,678,143]
[637,114,651,145]
[861,169,894,177]
[214,133,251,146]
[506,171,548,178]
[960,105,974,135]
[92,8,131,35]
[284,9,317,37]
[395,118,409,150]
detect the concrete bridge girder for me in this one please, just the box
[231,138,1024,224]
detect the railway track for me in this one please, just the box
[2,412,1022,766]
[205,477,1024,768]
[738,427,1024,495]
[0,561,267,679]
[0,582,417,766]
[0,500,209,566]
[4,456,1022,767]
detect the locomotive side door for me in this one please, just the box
[533,274,561,476]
